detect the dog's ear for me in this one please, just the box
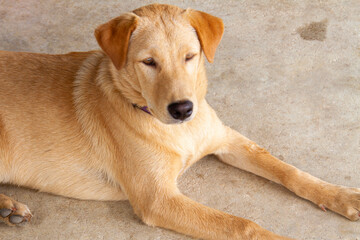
[186,9,224,63]
[95,13,138,70]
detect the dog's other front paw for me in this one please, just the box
[0,194,32,226]
[318,186,360,221]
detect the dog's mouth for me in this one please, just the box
[168,114,194,124]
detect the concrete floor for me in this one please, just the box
[0,0,359,239]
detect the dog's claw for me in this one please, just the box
[319,204,327,212]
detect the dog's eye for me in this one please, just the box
[185,53,195,62]
[142,57,156,67]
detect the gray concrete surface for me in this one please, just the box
[0,0,359,239]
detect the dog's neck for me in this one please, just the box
[132,104,152,115]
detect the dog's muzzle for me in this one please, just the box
[167,100,193,121]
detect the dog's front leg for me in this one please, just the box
[120,170,290,239]
[215,126,360,221]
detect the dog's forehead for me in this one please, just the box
[132,19,195,44]
[130,4,198,49]
[133,3,187,31]
[132,4,184,19]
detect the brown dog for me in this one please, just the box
[0,4,359,239]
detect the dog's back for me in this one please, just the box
[0,50,92,87]
[0,51,95,189]
[0,51,94,103]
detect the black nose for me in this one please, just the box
[168,101,193,120]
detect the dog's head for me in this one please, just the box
[95,4,224,124]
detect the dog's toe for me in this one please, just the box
[9,215,24,224]
[0,194,32,226]
[321,187,360,221]
[10,202,32,224]
[0,208,12,218]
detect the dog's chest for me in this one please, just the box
[112,102,224,180]
[162,122,218,176]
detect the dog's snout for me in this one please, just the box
[168,101,193,120]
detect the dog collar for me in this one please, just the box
[132,104,152,115]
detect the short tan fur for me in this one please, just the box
[0,4,359,239]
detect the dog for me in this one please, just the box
[0,3,359,239]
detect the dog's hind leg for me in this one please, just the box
[0,113,11,183]
[0,115,32,226]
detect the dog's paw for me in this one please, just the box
[0,194,32,226]
[318,186,360,221]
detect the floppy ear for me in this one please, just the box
[186,9,224,63]
[94,13,138,70]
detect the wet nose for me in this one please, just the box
[167,100,193,120]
